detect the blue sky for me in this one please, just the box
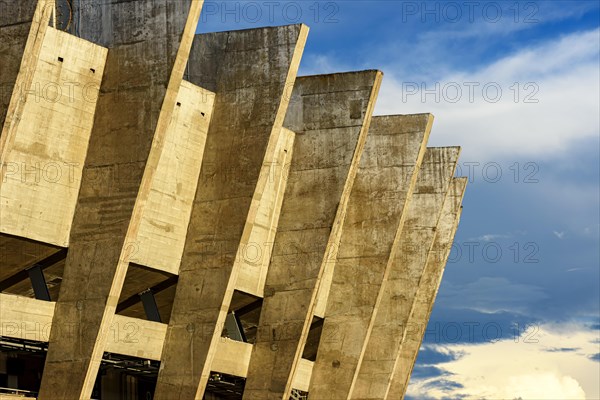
[197,2,599,398]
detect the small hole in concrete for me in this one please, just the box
[201,112,205,117]
[90,68,96,73]
[176,102,182,107]
[58,56,64,62]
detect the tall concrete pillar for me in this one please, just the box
[387,177,467,399]
[352,146,460,399]
[38,1,204,398]
[243,71,383,400]
[153,25,308,399]
[308,114,432,399]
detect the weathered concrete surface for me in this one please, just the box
[0,27,107,246]
[154,25,308,399]
[38,1,204,398]
[235,127,295,297]
[0,0,52,137]
[243,71,383,400]
[131,81,215,274]
[0,293,315,390]
[308,114,432,399]
[352,147,460,400]
[388,177,466,399]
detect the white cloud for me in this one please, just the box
[408,323,600,399]
[508,373,586,399]
[372,28,600,161]
[468,233,512,242]
[554,231,566,239]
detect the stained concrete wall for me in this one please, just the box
[38,1,204,398]
[243,71,382,400]
[0,27,107,246]
[154,25,308,399]
[131,81,215,274]
[308,114,432,399]
[352,147,460,399]
[0,4,467,398]
[388,177,467,399]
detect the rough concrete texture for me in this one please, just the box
[309,114,432,399]
[0,27,107,246]
[0,3,468,398]
[131,81,215,274]
[38,1,204,398]
[388,177,467,399]
[0,0,51,134]
[235,127,296,297]
[352,147,460,399]
[243,71,382,400]
[154,25,308,399]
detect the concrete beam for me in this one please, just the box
[154,25,308,399]
[0,292,54,341]
[38,2,205,398]
[243,70,383,400]
[387,177,467,399]
[0,293,313,390]
[0,27,107,246]
[130,81,215,274]
[352,147,460,399]
[308,114,432,399]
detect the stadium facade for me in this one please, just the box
[0,1,466,399]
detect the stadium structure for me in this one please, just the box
[0,1,466,399]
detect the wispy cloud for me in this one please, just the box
[546,347,580,353]
[468,233,512,242]
[439,277,548,314]
[554,231,566,239]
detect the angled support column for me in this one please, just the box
[38,2,204,398]
[308,114,432,399]
[154,25,308,399]
[352,146,460,400]
[27,264,51,301]
[0,0,53,136]
[387,177,467,399]
[243,70,383,400]
[235,127,296,297]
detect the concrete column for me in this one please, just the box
[235,127,296,297]
[153,25,308,399]
[352,147,460,399]
[308,114,432,399]
[243,71,383,400]
[387,177,467,399]
[38,2,204,398]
